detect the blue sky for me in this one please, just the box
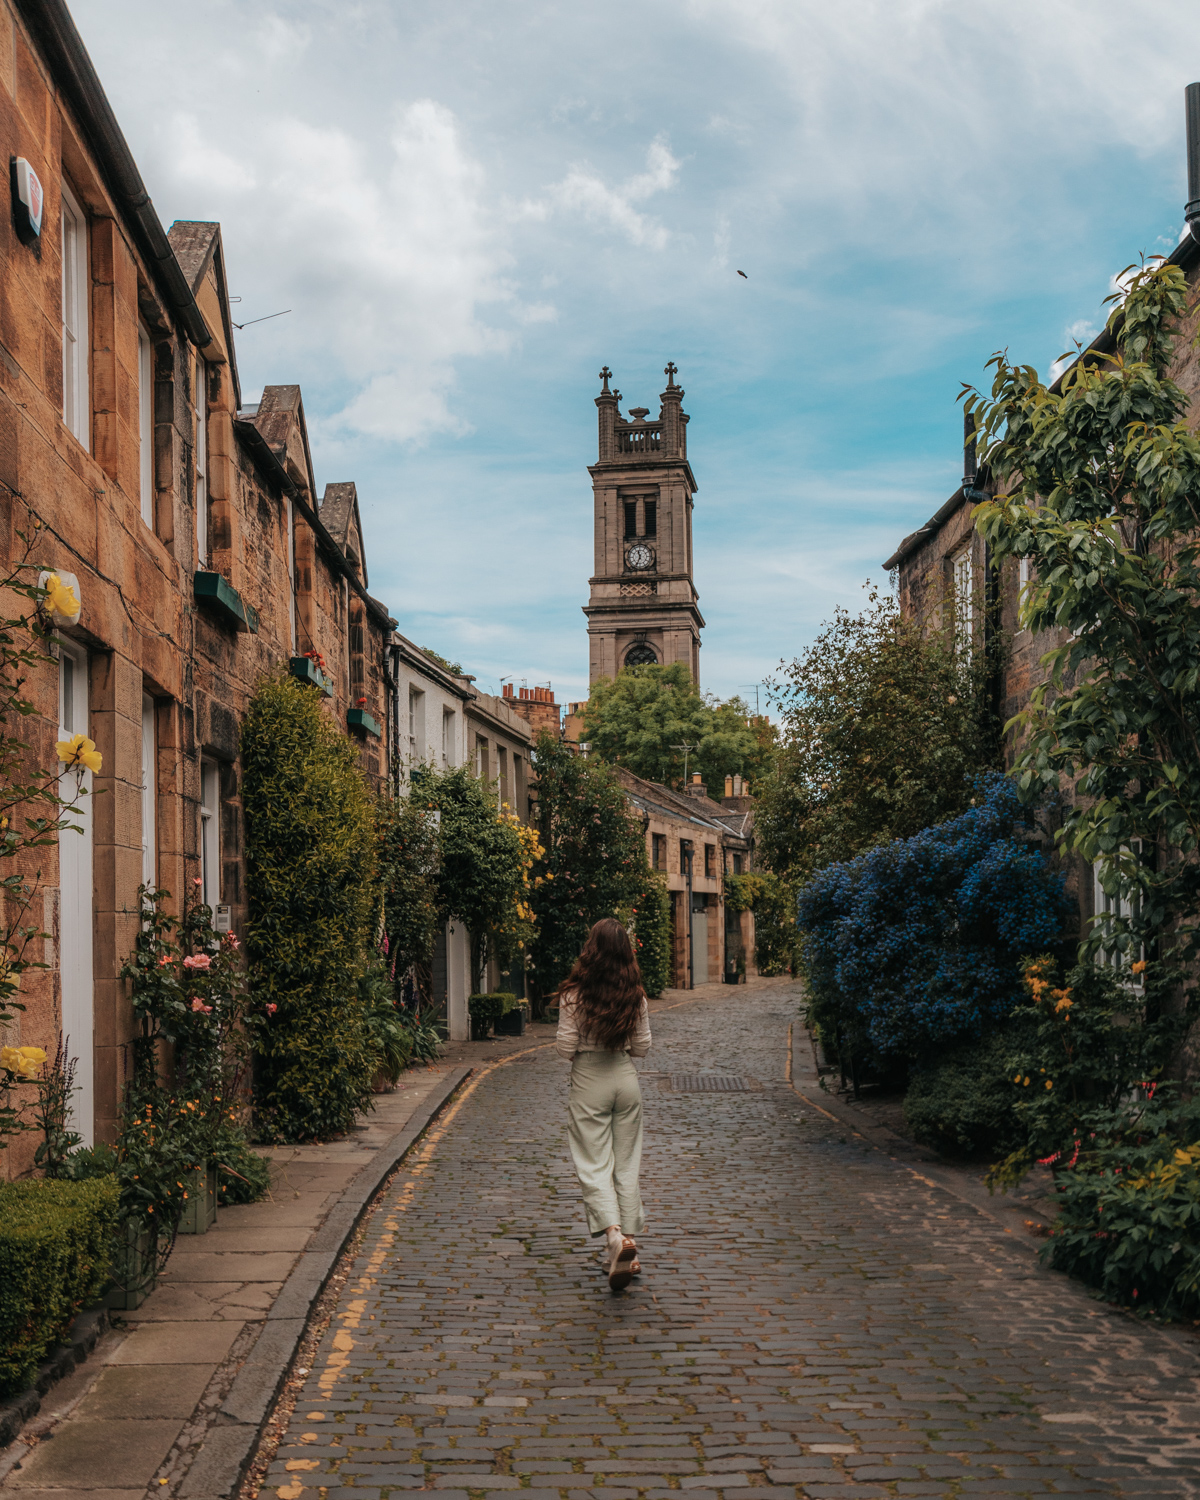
[73,0,1200,707]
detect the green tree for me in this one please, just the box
[581,663,772,797]
[758,587,1000,885]
[377,793,441,1005]
[242,674,378,1142]
[970,258,1200,959]
[527,733,652,1005]
[419,764,534,988]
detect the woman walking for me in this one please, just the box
[556,917,652,1292]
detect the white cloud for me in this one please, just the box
[537,136,681,250]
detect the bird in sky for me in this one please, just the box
[737,269,748,279]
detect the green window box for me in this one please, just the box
[194,571,258,633]
[289,655,333,697]
[348,707,381,737]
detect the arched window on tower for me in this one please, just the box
[625,642,658,667]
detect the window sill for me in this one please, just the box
[194,571,258,633]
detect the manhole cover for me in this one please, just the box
[667,1074,750,1092]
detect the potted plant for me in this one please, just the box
[493,993,528,1036]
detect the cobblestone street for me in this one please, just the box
[263,981,1200,1500]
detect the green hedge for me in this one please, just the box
[0,1177,119,1395]
[633,875,672,998]
[468,992,521,1022]
[242,674,378,1142]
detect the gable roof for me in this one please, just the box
[320,482,367,586]
[166,221,242,410]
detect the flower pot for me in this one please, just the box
[372,1066,396,1094]
[494,1008,526,1036]
[106,1221,158,1310]
[178,1163,218,1235]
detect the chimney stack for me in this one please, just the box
[1187,83,1200,231]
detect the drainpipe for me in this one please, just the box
[962,410,1002,748]
[681,839,694,989]
[384,643,401,797]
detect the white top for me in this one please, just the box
[556,991,652,1060]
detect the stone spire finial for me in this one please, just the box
[599,366,613,394]
[664,361,678,388]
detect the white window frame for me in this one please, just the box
[199,760,220,909]
[952,546,972,649]
[195,358,208,565]
[138,324,153,526]
[141,694,156,892]
[60,180,89,450]
[1092,852,1143,985]
[442,708,455,768]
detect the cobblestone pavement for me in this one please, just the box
[263,981,1200,1500]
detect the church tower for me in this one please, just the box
[584,364,704,685]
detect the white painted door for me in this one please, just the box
[58,642,94,1145]
[691,907,708,987]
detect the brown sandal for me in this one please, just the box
[608,1236,637,1292]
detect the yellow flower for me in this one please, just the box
[1023,1076,1030,1087]
[1045,1080,1053,1090]
[57,733,102,774]
[0,1044,45,1079]
[1131,960,1148,975]
[43,573,80,622]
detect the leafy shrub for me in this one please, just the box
[797,774,1069,1070]
[903,1037,1026,1157]
[633,874,672,998]
[242,673,378,1142]
[0,1177,119,1395]
[988,955,1191,1191]
[468,992,507,1024]
[211,1121,272,1207]
[1038,1092,1200,1318]
[400,1012,442,1064]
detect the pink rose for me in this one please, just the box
[223,933,240,949]
[183,954,211,971]
[266,1003,278,1016]
[190,997,212,1014]
[193,877,203,887]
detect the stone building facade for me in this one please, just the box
[0,0,404,1165]
[584,365,704,685]
[617,768,755,989]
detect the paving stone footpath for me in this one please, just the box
[261,980,1200,1500]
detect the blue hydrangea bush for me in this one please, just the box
[797,774,1070,1070]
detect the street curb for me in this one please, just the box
[0,1304,109,1449]
[184,1064,473,1500]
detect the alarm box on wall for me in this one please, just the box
[10,157,43,245]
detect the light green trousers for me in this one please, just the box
[567,1050,645,1237]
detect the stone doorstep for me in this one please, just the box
[0,1064,473,1497]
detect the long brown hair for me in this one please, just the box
[556,918,645,1050]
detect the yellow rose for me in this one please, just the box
[1,1044,44,1079]
[44,573,81,622]
[57,733,103,774]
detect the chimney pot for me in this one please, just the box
[692,772,702,785]
[724,774,734,798]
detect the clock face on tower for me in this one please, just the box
[626,542,655,572]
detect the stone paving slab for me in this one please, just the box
[0,1063,473,1498]
[263,979,1200,1500]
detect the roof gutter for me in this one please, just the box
[15,0,212,351]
